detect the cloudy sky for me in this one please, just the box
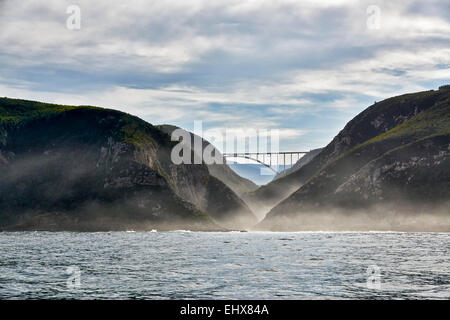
[0,0,449,152]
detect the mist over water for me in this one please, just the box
[0,231,448,299]
[256,207,450,232]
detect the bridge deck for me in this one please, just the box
[223,151,308,156]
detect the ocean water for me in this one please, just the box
[0,231,448,299]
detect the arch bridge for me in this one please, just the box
[222,151,309,174]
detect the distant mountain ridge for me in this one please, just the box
[227,162,278,186]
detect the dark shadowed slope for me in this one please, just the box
[157,124,258,196]
[247,88,450,217]
[257,87,450,231]
[156,124,257,228]
[0,98,255,231]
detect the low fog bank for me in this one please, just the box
[1,205,227,232]
[254,204,450,232]
[242,183,302,221]
[213,213,258,231]
[3,217,227,232]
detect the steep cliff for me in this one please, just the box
[0,98,255,231]
[248,88,450,216]
[157,124,258,196]
[257,87,450,231]
[156,124,257,228]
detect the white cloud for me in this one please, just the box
[0,0,449,151]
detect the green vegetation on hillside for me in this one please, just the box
[364,101,450,144]
[334,101,450,165]
[0,97,169,150]
[0,98,97,122]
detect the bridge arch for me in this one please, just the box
[222,151,309,175]
[222,154,279,174]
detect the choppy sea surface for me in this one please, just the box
[0,231,448,299]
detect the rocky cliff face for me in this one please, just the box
[248,88,450,215]
[333,135,449,205]
[157,124,258,196]
[256,87,450,231]
[0,98,255,231]
[156,125,258,228]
